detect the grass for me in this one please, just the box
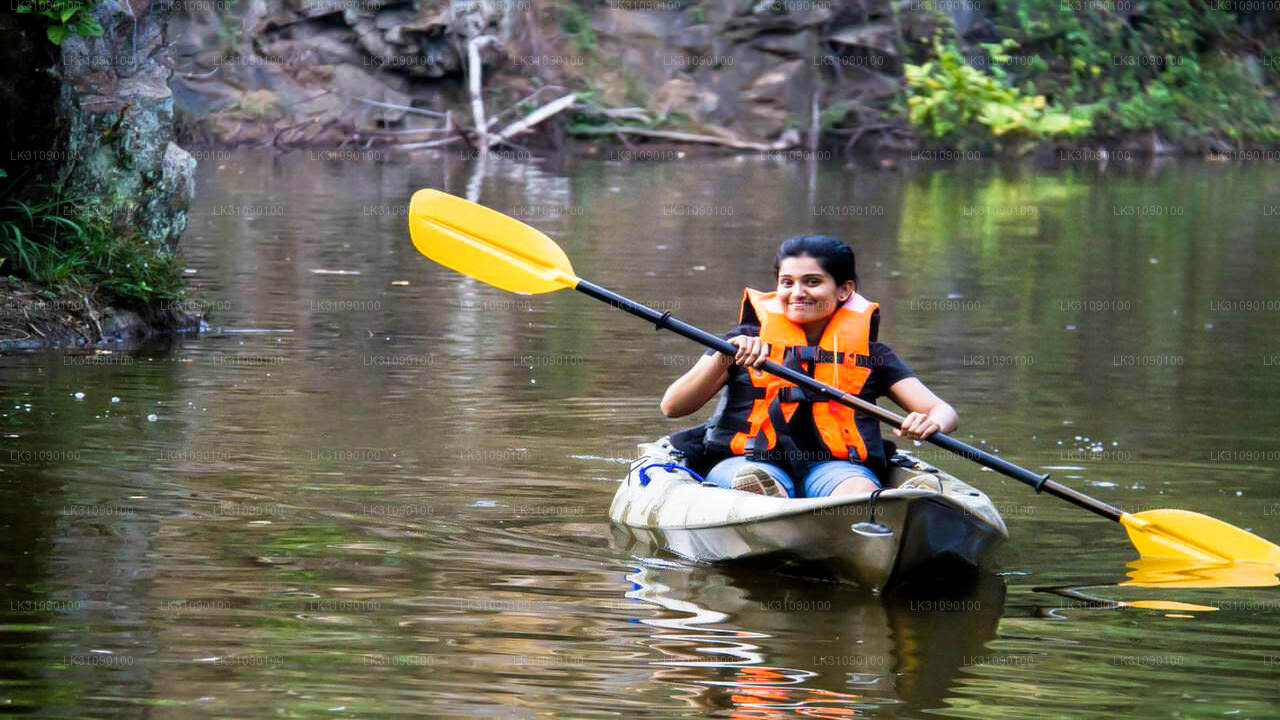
[0,173,184,306]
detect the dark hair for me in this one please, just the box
[773,235,857,286]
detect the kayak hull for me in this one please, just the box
[609,439,1009,589]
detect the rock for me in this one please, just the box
[736,58,811,139]
[343,5,462,78]
[257,27,365,67]
[751,30,811,59]
[723,0,833,40]
[374,8,417,31]
[653,78,719,121]
[745,62,801,97]
[58,0,195,251]
[826,21,900,72]
[204,111,275,146]
[593,7,678,40]
[332,65,411,125]
[170,75,243,117]
[592,69,635,107]
[593,8,690,89]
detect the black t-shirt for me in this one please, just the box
[705,323,915,453]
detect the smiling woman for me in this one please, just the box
[659,235,958,499]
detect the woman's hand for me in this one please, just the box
[894,411,941,441]
[725,335,771,368]
[886,378,957,440]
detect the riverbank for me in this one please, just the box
[0,278,203,352]
[2,1,197,352]
[167,0,1279,158]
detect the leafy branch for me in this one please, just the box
[16,0,103,46]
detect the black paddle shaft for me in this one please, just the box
[575,279,1125,522]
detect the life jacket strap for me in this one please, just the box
[778,386,823,403]
[789,346,845,364]
[764,395,826,478]
[778,350,827,403]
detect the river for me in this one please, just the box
[2,150,1278,717]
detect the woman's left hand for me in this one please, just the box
[894,411,939,440]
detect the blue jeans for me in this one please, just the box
[705,456,881,498]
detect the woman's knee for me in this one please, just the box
[706,457,792,493]
[804,461,881,498]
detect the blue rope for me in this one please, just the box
[637,462,706,487]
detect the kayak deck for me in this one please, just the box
[609,439,1008,589]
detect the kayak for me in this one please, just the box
[609,438,1008,589]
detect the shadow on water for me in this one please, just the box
[624,560,1006,718]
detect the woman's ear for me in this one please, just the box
[838,280,855,302]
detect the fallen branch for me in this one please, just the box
[486,85,568,129]
[24,308,46,339]
[395,137,464,151]
[487,93,576,148]
[568,125,796,152]
[573,104,652,123]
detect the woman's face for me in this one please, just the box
[776,255,854,326]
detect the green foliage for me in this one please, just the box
[819,102,852,131]
[214,0,242,49]
[1101,56,1279,143]
[16,0,102,45]
[982,0,1277,145]
[904,38,1093,149]
[0,179,184,305]
[233,90,283,119]
[561,2,597,53]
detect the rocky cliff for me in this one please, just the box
[169,0,935,151]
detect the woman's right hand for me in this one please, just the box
[725,335,771,368]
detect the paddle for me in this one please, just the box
[407,188,1280,568]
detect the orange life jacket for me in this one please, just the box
[720,287,881,463]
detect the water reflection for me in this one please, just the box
[1123,557,1280,589]
[626,562,1005,718]
[4,151,1280,716]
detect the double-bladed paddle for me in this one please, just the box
[407,188,1280,571]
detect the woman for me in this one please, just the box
[660,235,957,498]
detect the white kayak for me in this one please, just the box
[609,438,1008,589]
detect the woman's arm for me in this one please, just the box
[885,377,958,440]
[660,336,770,418]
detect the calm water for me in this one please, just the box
[2,151,1279,718]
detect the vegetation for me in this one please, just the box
[905,38,1093,150]
[901,1,1279,148]
[0,174,184,305]
[15,0,102,45]
[560,2,597,53]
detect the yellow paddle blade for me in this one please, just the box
[1122,556,1280,589]
[1121,600,1220,611]
[1120,509,1280,565]
[407,189,578,294]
